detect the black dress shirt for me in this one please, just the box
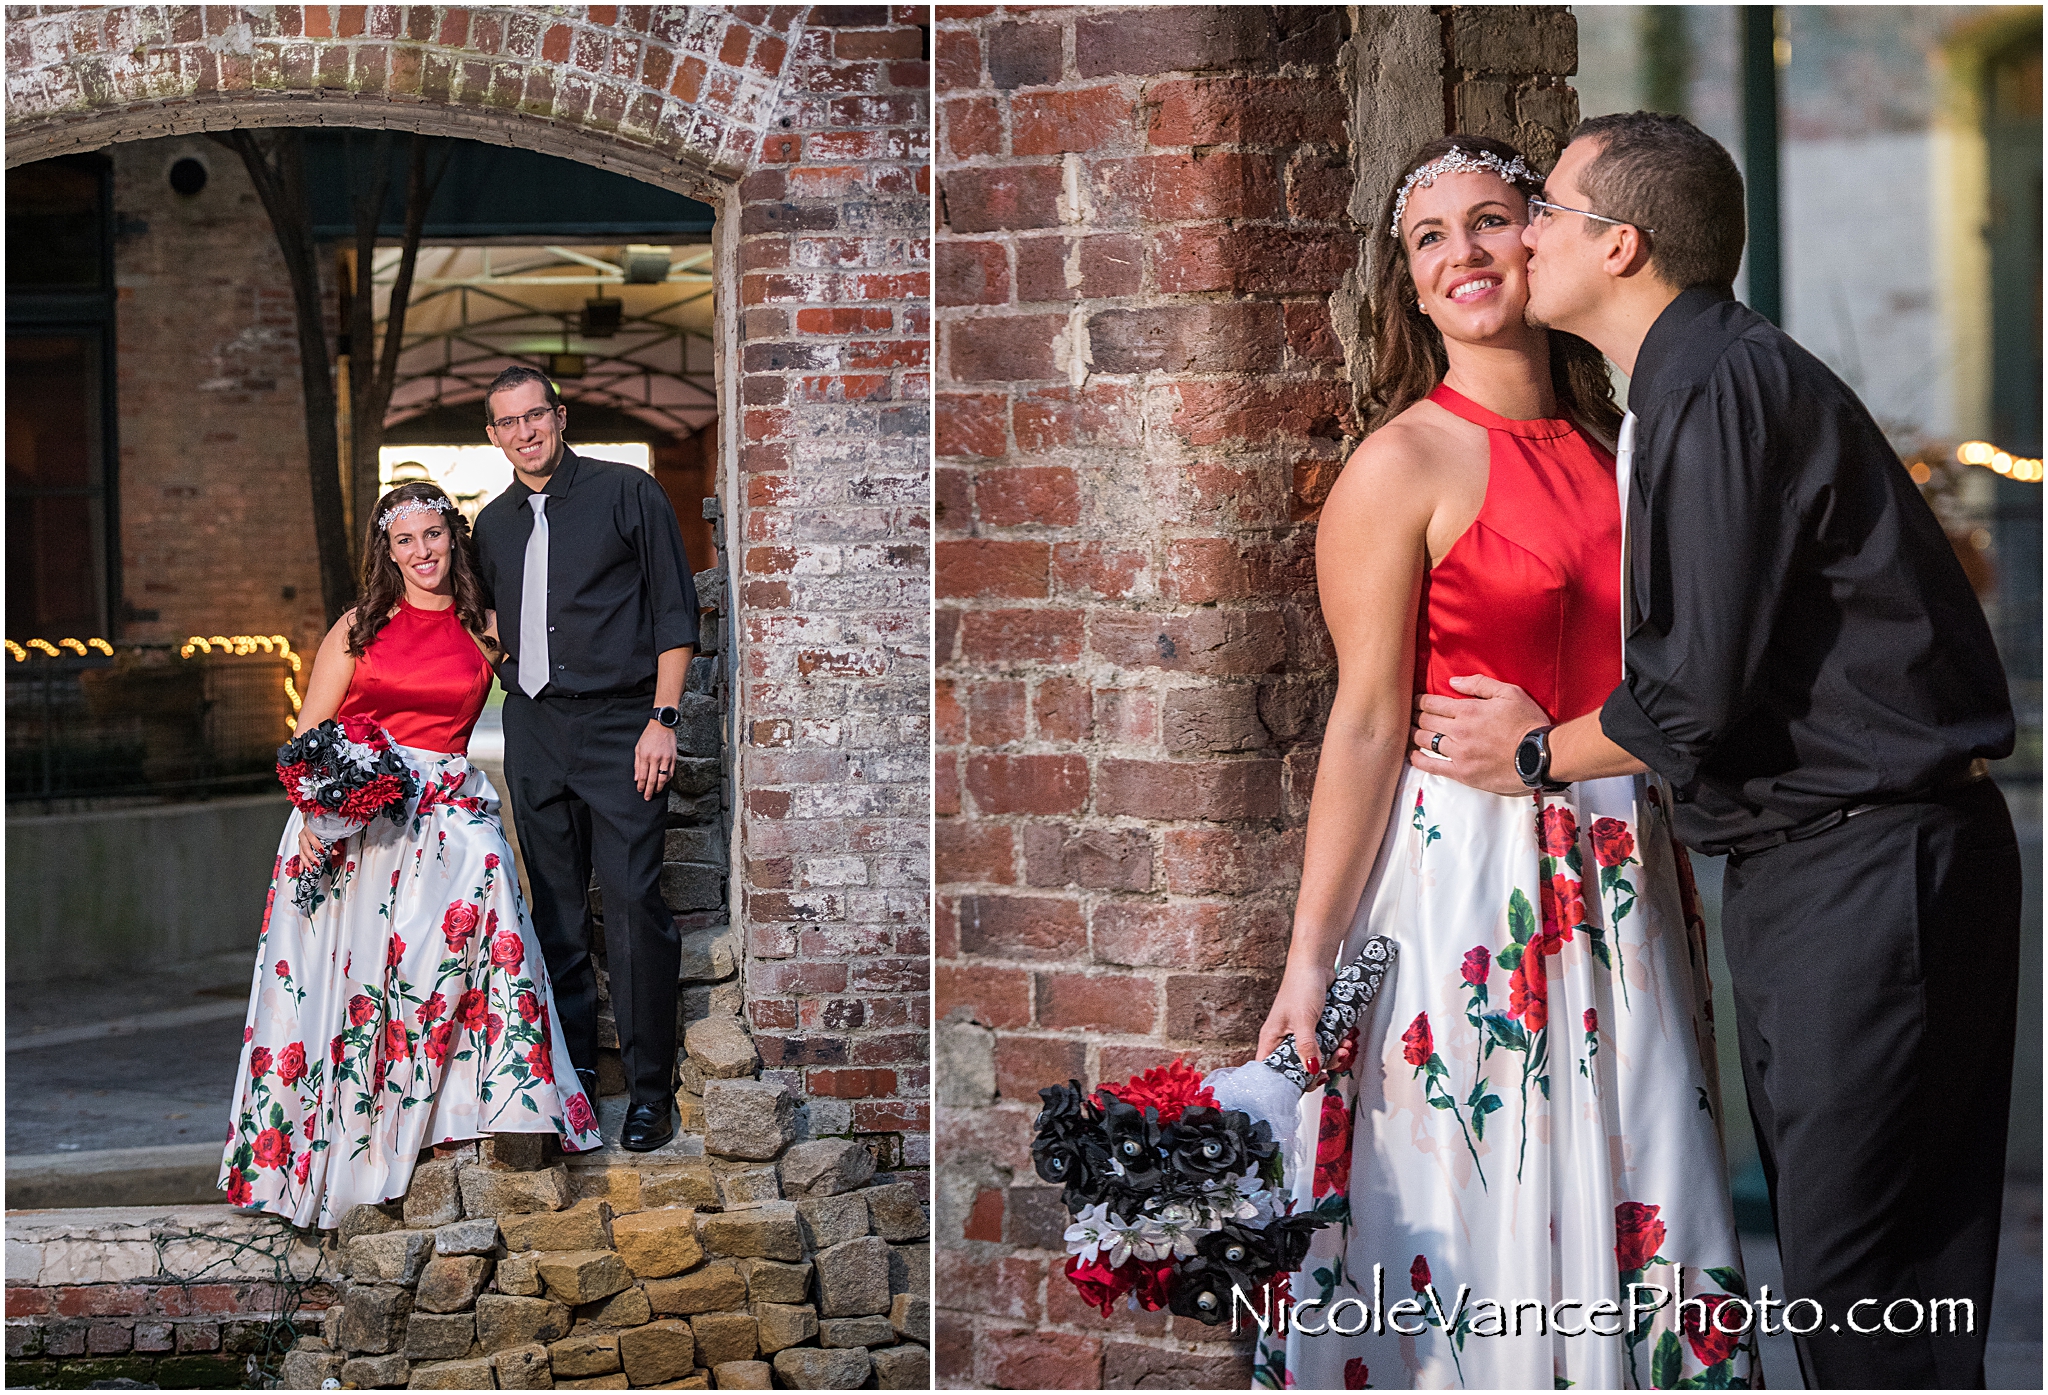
[1598,286,2014,854]
[473,448,701,699]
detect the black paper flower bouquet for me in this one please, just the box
[275,716,419,914]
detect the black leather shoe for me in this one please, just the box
[575,1068,600,1100]
[620,1100,675,1153]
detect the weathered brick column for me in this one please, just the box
[932,5,1577,1387]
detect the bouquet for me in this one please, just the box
[275,717,420,914]
[1033,936,1397,1328]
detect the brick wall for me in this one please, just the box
[932,5,1577,1387]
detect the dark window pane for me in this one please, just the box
[7,494,100,637]
[5,159,106,290]
[7,333,105,638]
[7,336,99,491]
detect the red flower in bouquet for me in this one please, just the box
[1066,1256,1136,1317]
[1131,1259,1175,1312]
[386,933,406,968]
[294,1150,312,1187]
[1509,956,1548,1030]
[248,1046,272,1080]
[564,1092,597,1136]
[422,1021,456,1067]
[1460,946,1490,986]
[417,992,447,1025]
[277,1043,307,1087]
[441,901,479,954]
[1683,1292,1743,1368]
[1345,1358,1371,1390]
[252,1126,292,1170]
[1538,804,1578,858]
[515,990,542,1024]
[339,773,407,821]
[1411,1254,1432,1293]
[1099,1059,1217,1124]
[1614,1201,1666,1273]
[1314,1092,1353,1198]
[490,931,525,973]
[1590,817,1635,868]
[1401,1013,1433,1069]
[456,989,489,1032]
[526,1040,554,1084]
[348,994,377,1027]
[224,1171,253,1207]
[384,1020,410,1062]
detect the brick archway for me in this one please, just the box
[6,3,933,1174]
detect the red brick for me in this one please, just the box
[934,677,967,745]
[993,1033,1088,1102]
[1011,86,1135,155]
[1287,148,1354,220]
[795,306,895,334]
[1146,77,1348,146]
[978,1327,1103,1389]
[1034,971,1157,1032]
[964,1187,1006,1242]
[1161,826,1304,895]
[1093,685,1158,744]
[935,27,980,91]
[1093,757,1282,820]
[1101,1339,1256,1388]
[943,94,1004,160]
[1087,608,1286,676]
[937,819,1015,885]
[936,1248,1042,1325]
[959,608,1083,665]
[1014,233,1143,303]
[936,240,1009,308]
[1284,299,1345,364]
[937,392,1010,460]
[807,1068,897,1099]
[1052,542,1147,600]
[962,679,1028,746]
[937,538,1049,600]
[956,894,1086,960]
[1090,898,1288,971]
[935,962,1031,1029]
[975,466,1079,527]
[1092,152,1281,224]
[1152,225,1356,295]
[965,754,1088,816]
[851,1099,927,1132]
[942,164,1064,233]
[1012,383,1140,454]
[1169,379,1356,447]
[1031,678,1091,744]
[1163,972,1281,1043]
[1087,302,1284,376]
[948,314,1063,383]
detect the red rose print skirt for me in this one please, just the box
[219,747,602,1229]
[1255,769,1757,1391]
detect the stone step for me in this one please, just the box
[6,1143,224,1210]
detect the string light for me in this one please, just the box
[9,632,303,732]
[1957,441,2044,482]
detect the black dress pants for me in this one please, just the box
[1720,778,2020,1390]
[502,691,679,1106]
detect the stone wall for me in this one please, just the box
[931,5,1578,1386]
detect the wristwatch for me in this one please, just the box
[651,705,681,729]
[1514,725,1570,794]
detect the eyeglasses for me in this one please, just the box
[488,405,560,434]
[1527,197,1655,236]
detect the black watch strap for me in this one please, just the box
[1516,725,1569,794]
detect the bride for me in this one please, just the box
[1251,137,1754,1390]
[220,482,601,1229]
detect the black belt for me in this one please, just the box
[1723,758,1992,857]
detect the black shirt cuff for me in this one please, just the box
[1599,681,1701,790]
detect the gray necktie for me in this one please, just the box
[518,494,550,698]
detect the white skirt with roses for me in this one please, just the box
[218,746,602,1230]
[1258,767,1757,1391]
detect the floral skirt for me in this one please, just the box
[1259,767,1757,1391]
[219,746,602,1229]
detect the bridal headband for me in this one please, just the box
[378,496,455,532]
[1390,146,1538,237]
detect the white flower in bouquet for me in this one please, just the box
[1100,1211,1150,1268]
[1199,1167,1278,1228]
[1137,1200,1207,1260]
[1064,1202,1116,1264]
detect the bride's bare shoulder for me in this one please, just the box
[1324,399,1461,523]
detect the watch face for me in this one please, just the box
[1514,733,1544,782]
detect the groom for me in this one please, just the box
[1416,113,2019,1389]
[473,364,700,1152]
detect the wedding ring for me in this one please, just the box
[1430,732,1444,755]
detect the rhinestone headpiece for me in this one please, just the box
[1390,146,1538,238]
[378,496,455,533]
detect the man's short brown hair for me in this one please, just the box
[1568,111,1746,292]
[483,363,562,425]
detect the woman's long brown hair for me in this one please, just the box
[1365,134,1623,440]
[346,482,494,656]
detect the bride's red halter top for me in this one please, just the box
[336,597,494,754]
[1415,383,1623,726]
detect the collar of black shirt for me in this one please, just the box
[1631,283,1737,402]
[514,447,585,509]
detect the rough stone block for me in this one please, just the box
[676,924,739,982]
[714,1163,781,1208]
[496,1252,544,1296]
[893,1243,929,1298]
[610,1208,704,1279]
[280,1349,345,1388]
[405,1356,497,1389]
[618,1318,695,1385]
[569,1166,642,1213]
[550,1332,621,1377]
[819,1315,896,1348]
[711,1360,773,1389]
[751,1301,817,1355]
[864,1183,929,1242]
[639,1160,718,1209]
[461,1163,572,1217]
[644,1261,747,1316]
[340,1202,405,1244]
[475,1294,573,1352]
[435,1218,501,1256]
[796,1194,870,1251]
[686,1310,757,1367]
[404,1160,465,1229]
[702,1079,796,1161]
[350,1230,437,1286]
[739,1258,812,1304]
[873,1343,929,1389]
[700,1201,802,1261]
[492,1340,553,1389]
[888,1292,929,1345]
[405,1312,477,1362]
[535,1250,635,1306]
[343,1352,414,1388]
[340,1285,414,1356]
[815,1236,892,1318]
[581,1286,651,1329]
[683,1016,757,1078]
[773,1346,872,1388]
[503,1199,613,1253]
[416,1255,495,1314]
[778,1139,875,1198]
[555,1378,629,1392]
[481,1135,554,1171]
